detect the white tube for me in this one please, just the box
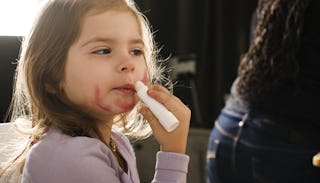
[135,81,180,132]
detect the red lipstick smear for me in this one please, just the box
[95,86,111,112]
[141,70,148,84]
[116,99,135,111]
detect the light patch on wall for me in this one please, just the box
[0,0,43,36]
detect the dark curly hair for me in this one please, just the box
[236,0,311,107]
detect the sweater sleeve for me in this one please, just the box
[152,151,190,183]
[22,137,123,183]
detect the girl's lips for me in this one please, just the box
[114,84,136,95]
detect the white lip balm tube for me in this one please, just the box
[135,81,180,132]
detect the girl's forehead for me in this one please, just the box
[74,9,143,45]
[83,8,138,29]
[86,5,131,17]
[82,9,139,30]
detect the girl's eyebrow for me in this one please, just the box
[129,39,144,46]
[80,37,144,48]
[80,37,113,48]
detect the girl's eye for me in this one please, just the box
[92,48,111,55]
[130,49,144,56]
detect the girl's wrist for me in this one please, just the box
[160,145,186,154]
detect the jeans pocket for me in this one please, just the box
[207,137,220,183]
[207,135,235,183]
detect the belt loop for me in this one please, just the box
[231,113,249,178]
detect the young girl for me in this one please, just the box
[0,0,191,182]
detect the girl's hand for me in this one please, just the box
[139,84,191,154]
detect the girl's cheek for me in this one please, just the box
[141,69,148,84]
[94,85,112,112]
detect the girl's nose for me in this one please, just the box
[118,60,135,73]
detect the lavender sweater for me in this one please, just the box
[21,128,189,183]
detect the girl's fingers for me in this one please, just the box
[139,107,165,131]
[146,84,190,124]
[147,84,171,95]
[138,84,191,153]
[147,86,181,108]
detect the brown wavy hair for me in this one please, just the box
[237,0,311,107]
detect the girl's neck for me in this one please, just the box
[96,120,128,173]
[96,120,113,144]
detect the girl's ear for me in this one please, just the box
[45,83,57,94]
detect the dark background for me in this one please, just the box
[135,0,257,128]
[0,0,257,128]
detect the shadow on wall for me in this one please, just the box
[0,36,21,122]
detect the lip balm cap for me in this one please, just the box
[135,81,145,91]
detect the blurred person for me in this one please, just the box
[207,0,320,182]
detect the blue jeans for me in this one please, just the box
[206,110,320,183]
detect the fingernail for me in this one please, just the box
[139,107,147,114]
[147,90,155,96]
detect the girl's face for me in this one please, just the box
[61,10,148,121]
